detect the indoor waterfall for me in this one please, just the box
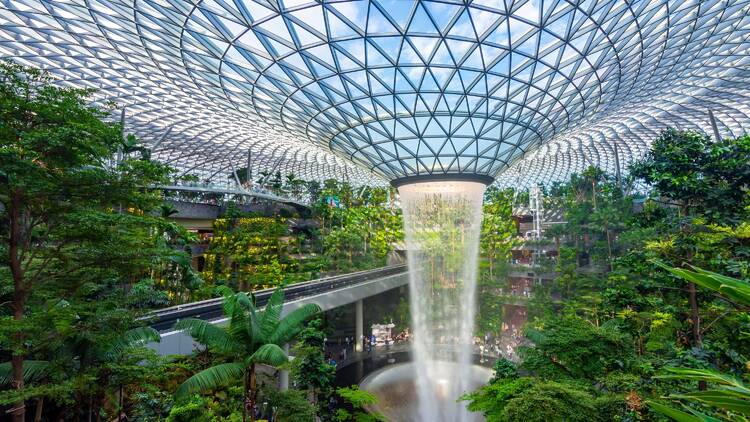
[399,180,487,422]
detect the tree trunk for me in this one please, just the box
[681,202,705,390]
[248,364,257,422]
[242,371,248,422]
[34,397,44,422]
[688,281,701,347]
[9,190,27,422]
[118,384,123,422]
[682,204,701,348]
[605,226,613,269]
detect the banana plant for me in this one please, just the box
[174,286,320,422]
[648,262,750,420]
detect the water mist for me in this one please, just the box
[399,180,486,422]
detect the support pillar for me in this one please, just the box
[355,299,364,352]
[279,343,289,391]
[708,109,722,142]
[612,142,624,197]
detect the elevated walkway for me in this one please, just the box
[157,183,309,208]
[148,265,409,355]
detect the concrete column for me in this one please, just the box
[279,343,290,391]
[355,299,364,352]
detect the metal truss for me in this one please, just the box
[1,0,750,188]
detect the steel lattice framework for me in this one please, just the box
[2,0,750,187]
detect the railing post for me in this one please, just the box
[279,343,290,391]
[355,299,364,352]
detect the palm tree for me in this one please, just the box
[159,203,179,218]
[174,287,320,422]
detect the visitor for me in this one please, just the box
[345,336,350,350]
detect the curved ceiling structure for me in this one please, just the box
[2,0,750,187]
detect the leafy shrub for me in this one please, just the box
[502,381,597,422]
[333,386,385,422]
[461,377,534,421]
[521,316,633,380]
[263,388,315,422]
[490,358,518,382]
[593,393,628,421]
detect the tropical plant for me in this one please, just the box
[173,287,320,422]
[648,264,750,420]
[290,317,335,413]
[489,358,518,383]
[0,60,178,422]
[0,326,160,420]
[160,203,180,218]
[521,316,633,381]
[333,386,385,422]
[262,387,316,422]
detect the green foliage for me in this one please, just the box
[656,262,750,306]
[291,317,335,413]
[502,381,598,422]
[489,358,518,382]
[166,395,214,422]
[333,386,385,422]
[461,377,533,420]
[463,378,607,422]
[477,187,518,334]
[262,387,316,422]
[318,182,403,273]
[165,392,243,422]
[175,286,319,420]
[647,266,750,420]
[521,316,633,380]
[202,216,294,291]
[0,60,191,421]
[630,129,750,222]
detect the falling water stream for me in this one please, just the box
[399,180,486,422]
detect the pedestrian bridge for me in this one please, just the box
[147,265,409,355]
[157,183,309,208]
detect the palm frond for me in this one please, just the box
[0,360,50,385]
[259,288,285,342]
[647,401,721,422]
[215,285,235,299]
[221,290,242,317]
[653,261,750,306]
[174,362,245,399]
[248,343,288,367]
[655,368,750,394]
[671,390,750,414]
[248,305,261,345]
[269,304,321,345]
[106,326,160,358]
[174,318,240,353]
[235,291,253,311]
[222,293,252,345]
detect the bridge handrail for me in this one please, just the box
[156,183,309,206]
[145,264,408,331]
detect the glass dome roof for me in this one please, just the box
[2,0,750,187]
